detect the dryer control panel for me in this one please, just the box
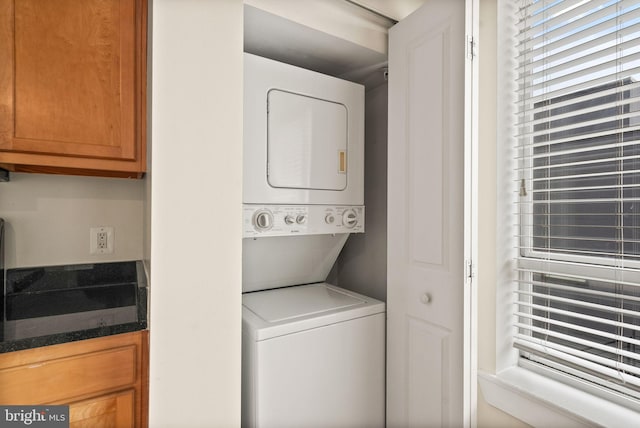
[243,205,364,238]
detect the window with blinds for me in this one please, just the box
[515,0,640,400]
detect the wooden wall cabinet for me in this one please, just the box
[0,0,147,178]
[0,331,149,428]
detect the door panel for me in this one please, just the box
[406,317,452,427]
[387,1,466,427]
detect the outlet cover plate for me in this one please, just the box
[90,226,114,254]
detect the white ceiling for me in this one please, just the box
[244,5,388,83]
[348,0,428,21]
[243,1,427,89]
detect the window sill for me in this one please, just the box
[478,367,639,427]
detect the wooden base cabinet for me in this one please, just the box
[70,389,136,428]
[0,0,147,178]
[0,331,149,428]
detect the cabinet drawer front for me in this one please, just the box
[0,345,137,404]
[69,389,135,428]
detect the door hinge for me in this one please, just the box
[465,260,475,280]
[466,36,476,60]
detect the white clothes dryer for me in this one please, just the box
[243,53,364,206]
[241,283,385,428]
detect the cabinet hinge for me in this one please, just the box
[466,36,476,60]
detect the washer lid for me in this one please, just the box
[243,283,365,323]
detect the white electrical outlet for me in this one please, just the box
[90,226,114,254]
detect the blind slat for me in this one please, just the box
[518,23,640,76]
[515,289,640,318]
[517,234,640,245]
[514,138,640,162]
[516,80,640,117]
[514,337,640,388]
[516,109,640,139]
[518,1,618,43]
[516,278,640,302]
[515,334,640,378]
[516,0,595,28]
[529,183,640,193]
[515,125,640,152]
[530,168,640,182]
[517,1,640,53]
[516,95,640,129]
[517,263,640,284]
[515,312,640,347]
[519,248,640,260]
[517,300,640,332]
[519,37,640,86]
[515,322,640,363]
[518,65,640,104]
[518,53,640,99]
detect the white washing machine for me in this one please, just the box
[242,54,384,427]
[242,283,385,428]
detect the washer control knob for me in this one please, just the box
[284,215,295,225]
[296,214,307,224]
[342,209,358,229]
[325,214,335,224]
[253,210,274,231]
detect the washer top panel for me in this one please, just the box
[243,283,364,323]
[242,283,385,340]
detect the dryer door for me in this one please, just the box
[267,90,347,191]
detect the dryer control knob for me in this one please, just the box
[325,214,335,224]
[253,210,274,231]
[342,209,358,229]
[296,214,307,224]
[284,215,295,225]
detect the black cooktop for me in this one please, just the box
[6,261,139,320]
[1,260,147,352]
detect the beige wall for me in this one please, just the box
[148,0,243,426]
[477,0,529,426]
[0,173,144,269]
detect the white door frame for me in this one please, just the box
[464,0,479,426]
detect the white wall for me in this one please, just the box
[0,173,144,268]
[477,0,529,426]
[334,82,388,302]
[149,0,243,427]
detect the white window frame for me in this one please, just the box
[479,1,640,426]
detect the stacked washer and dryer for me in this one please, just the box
[241,53,385,428]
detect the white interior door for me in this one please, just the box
[387,0,469,427]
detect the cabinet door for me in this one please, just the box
[69,389,135,428]
[0,0,146,177]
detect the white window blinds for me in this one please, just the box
[514,0,640,399]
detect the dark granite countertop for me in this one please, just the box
[1,260,148,353]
